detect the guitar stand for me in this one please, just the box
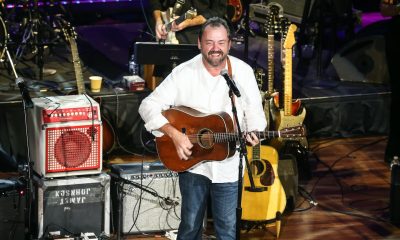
[241,213,283,238]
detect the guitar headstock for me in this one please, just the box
[280,125,306,138]
[283,24,297,49]
[57,17,77,42]
[279,17,290,40]
[265,3,283,35]
[185,8,198,19]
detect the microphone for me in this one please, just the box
[220,69,241,97]
[15,77,33,108]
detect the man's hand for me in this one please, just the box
[160,124,193,160]
[245,132,260,146]
[171,20,188,32]
[155,22,168,41]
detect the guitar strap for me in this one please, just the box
[226,56,240,132]
[227,56,233,79]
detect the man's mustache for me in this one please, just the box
[208,50,223,55]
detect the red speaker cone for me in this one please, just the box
[55,130,92,167]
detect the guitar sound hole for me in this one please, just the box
[197,129,214,149]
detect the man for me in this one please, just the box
[380,0,400,163]
[139,17,267,239]
[150,0,227,44]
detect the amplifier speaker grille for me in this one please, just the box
[28,95,102,178]
[46,124,101,172]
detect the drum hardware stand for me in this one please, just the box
[13,0,68,80]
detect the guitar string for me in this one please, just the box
[183,132,281,140]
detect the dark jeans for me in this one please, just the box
[177,172,238,240]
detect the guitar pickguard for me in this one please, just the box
[242,145,286,221]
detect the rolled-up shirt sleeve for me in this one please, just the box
[138,73,177,137]
[237,64,268,132]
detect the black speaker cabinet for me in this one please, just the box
[110,161,181,235]
[332,35,389,85]
[278,154,299,212]
[390,159,400,226]
[32,173,110,239]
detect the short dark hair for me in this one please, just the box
[198,17,231,41]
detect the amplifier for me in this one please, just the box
[27,95,102,178]
[390,157,400,226]
[32,173,110,239]
[249,3,279,25]
[110,161,181,234]
[250,0,315,24]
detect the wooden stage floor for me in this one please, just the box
[115,135,400,240]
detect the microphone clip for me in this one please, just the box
[220,69,241,97]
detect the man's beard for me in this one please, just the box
[202,50,228,67]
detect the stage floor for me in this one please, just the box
[1,135,399,239]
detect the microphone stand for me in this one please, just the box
[3,24,35,240]
[226,89,256,240]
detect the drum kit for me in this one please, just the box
[0,0,71,80]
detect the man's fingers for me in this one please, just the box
[246,132,260,146]
[178,147,192,160]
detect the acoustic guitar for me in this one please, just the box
[242,144,286,235]
[60,22,85,95]
[61,21,115,154]
[155,106,305,172]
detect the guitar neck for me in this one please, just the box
[252,143,261,160]
[165,14,186,32]
[283,48,292,116]
[267,34,275,95]
[187,130,286,144]
[70,39,85,94]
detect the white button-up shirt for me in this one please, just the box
[139,54,267,183]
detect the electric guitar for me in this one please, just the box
[228,0,243,23]
[161,8,197,44]
[264,3,283,126]
[155,106,305,172]
[242,144,286,232]
[381,0,400,16]
[270,24,308,150]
